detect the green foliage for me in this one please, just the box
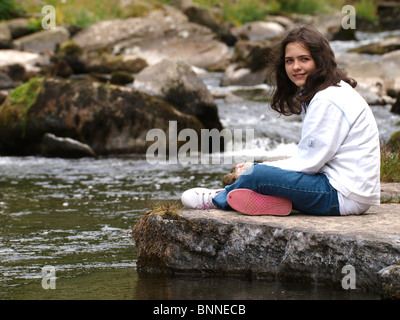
[355,0,377,22]
[220,0,271,25]
[276,0,329,14]
[381,142,400,183]
[0,0,24,20]
[9,76,42,111]
[14,0,379,27]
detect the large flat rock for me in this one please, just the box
[133,201,400,296]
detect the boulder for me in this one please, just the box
[0,76,205,156]
[84,54,148,74]
[133,59,223,131]
[336,52,399,102]
[221,40,276,86]
[183,5,237,46]
[13,26,70,53]
[381,50,400,92]
[72,7,230,70]
[6,18,33,39]
[232,21,285,42]
[133,203,400,293]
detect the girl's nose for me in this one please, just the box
[293,60,301,71]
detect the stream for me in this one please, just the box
[1,32,400,300]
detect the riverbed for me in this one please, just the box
[1,34,400,300]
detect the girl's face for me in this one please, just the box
[284,42,316,88]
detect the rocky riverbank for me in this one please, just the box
[132,183,400,299]
[1,2,400,157]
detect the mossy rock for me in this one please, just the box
[0,76,206,156]
[110,70,134,85]
[58,40,83,57]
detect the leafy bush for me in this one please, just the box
[0,0,24,20]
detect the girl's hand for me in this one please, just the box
[234,162,253,179]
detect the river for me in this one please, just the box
[1,33,400,300]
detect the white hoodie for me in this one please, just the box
[263,81,380,215]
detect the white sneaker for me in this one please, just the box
[181,188,223,210]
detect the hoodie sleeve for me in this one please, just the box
[262,98,350,174]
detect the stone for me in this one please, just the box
[0,72,14,89]
[183,5,237,46]
[133,59,222,131]
[221,40,276,87]
[232,21,285,42]
[377,265,400,299]
[349,37,400,55]
[40,132,96,158]
[133,202,400,292]
[13,26,70,53]
[6,18,32,39]
[0,76,205,156]
[378,1,400,30]
[72,7,230,70]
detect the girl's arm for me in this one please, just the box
[262,99,350,174]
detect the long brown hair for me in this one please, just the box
[270,25,356,115]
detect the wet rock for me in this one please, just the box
[0,76,205,156]
[110,70,134,85]
[85,54,148,74]
[133,203,400,292]
[349,37,400,55]
[40,133,96,158]
[133,59,222,131]
[55,40,86,75]
[377,265,400,299]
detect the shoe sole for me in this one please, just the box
[227,189,292,216]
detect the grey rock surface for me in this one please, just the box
[133,201,400,295]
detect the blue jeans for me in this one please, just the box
[212,163,340,216]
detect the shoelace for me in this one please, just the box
[198,190,219,210]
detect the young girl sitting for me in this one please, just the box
[181,25,380,216]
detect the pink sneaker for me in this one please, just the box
[227,189,292,216]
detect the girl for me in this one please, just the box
[181,25,380,216]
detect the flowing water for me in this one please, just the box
[1,33,400,300]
